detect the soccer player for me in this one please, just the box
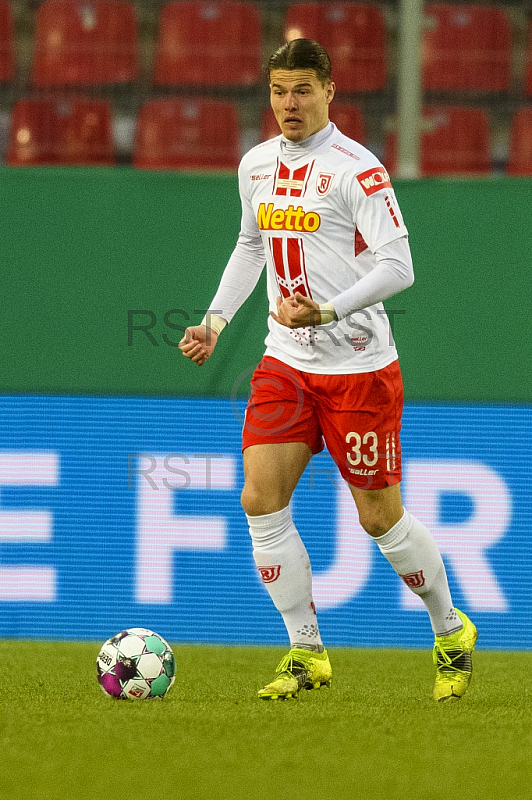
[179,39,477,702]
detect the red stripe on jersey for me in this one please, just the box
[290,163,310,197]
[384,194,400,228]
[274,161,314,197]
[269,238,290,297]
[274,161,290,196]
[286,238,301,281]
[289,238,312,297]
[355,229,369,256]
[289,165,307,197]
[272,157,281,193]
[269,237,312,299]
[301,160,315,197]
[286,238,309,298]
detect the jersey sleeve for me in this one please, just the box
[236,156,266,255]
[343,163,409,252]
[205,157,265,323]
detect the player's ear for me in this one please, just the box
[326,81,336,104]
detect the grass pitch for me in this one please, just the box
[0,642,530,800]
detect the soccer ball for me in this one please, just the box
[97,627,176,700]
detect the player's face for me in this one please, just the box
[269,69,335,143]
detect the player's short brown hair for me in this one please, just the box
[267,39,332,85]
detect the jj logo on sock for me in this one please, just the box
[257,565,282,584]
[400,570,425,589]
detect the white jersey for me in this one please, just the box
[226,122,409,374]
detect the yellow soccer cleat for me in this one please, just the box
[258,647,332,700]
[433,609,478,702]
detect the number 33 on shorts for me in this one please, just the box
[344,430,399,485]
[346,431,379,467]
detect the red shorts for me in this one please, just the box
[242,356,403,490]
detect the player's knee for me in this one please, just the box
[241,482,284,517]
[241,483,267,516]
[358,508,395,538]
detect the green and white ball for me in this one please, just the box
[97,628,176,700]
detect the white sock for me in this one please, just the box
[246,506,323,651]
[374,508,462,637]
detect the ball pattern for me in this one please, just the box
[96,628,175,700]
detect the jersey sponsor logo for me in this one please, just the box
[316,172,334,196]
[257,565,281,584]
[400,570,425,589]
[348,467,378,476]
[349,335,368,352]
[251,173,271,181]
[257,202,321,232]
[357,166,392,196]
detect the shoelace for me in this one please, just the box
[433,644,472,673]
[275,651,311,675]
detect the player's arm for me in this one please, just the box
[179,160,265,365]
[326,235,413,320]
[269,236,412,328]
[322,165,413,321]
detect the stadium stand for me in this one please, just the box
[261,102,365,144]
[507,108,532,175]
[0,0,13,82]
[153,1,261,87]
[133,96,240,169]
[0,1,529,172]
[384,106,491,176]
[7,95,115,165]
[422,4,512,92]
[284,2,386,92]
[525,18,532,97]
[31,0,138,87]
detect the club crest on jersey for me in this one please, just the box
[316,172,334,197]
[357,166,392,196]
[257,565,281,584]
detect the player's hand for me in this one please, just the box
[178,325,219,366]
[269,292,323,329]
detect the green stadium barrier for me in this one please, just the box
[2,167,531,402]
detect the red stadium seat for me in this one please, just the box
[32,0,138,87]
[422,4,511,92]
[153,1,261,87]
[330,102,365,144]
[8,96,115,166]
[507,109,532,176]
[260,108,280,142]
[0,0,14,81]
[133,98,240,170]
[284,3,386,92]
[261,103,365,144]
[384,106,491,176]
[525,20,532,97]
